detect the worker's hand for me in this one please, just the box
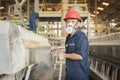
[50,46,57,54]
[58,51,65,60]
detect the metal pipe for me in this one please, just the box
[27,0,30,18]
[8,5,11,20]
[15,0,19,5]
[25,64,36,80]
[87,13,90,37]
[95,0,98,36]
[0,0,1,16]
[20,0,27,7]
[58,60,63,80]
[34,0,39,12]
[15,0,26,27]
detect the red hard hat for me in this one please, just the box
[64,10,82,22]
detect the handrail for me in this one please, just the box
[39,2,62,11]
[39,2,87,12]
[69,0,86,4]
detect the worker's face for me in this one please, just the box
[66,19,79,29]
[66,19,80,34]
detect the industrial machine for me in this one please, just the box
[89,33,120,80]
[0,21,53,80]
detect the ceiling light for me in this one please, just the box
[112,19,115,21]
[93,11,99,14]
[97,7,104,10]
[90,17,93,20]
[0,7,4,9]
[91,14,95,17]
[24,18,27,21]
[102,2,109,6]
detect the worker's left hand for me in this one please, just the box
[50,46,57,54]
[58,51,66,60]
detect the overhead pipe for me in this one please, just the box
[15,0,26,7]
[20,0,27,7]
[15,0,27,28]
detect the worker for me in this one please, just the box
[29,12,39,33]
[59,10,89,80]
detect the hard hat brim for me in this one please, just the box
[64,18,82,22]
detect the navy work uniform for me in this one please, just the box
[29,12,39,33]
[65,29,89,80]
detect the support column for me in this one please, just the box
[27,0,30,18]
[57,22,59,35]
[4,1,9,16]
[87,13,90,37]
[95,0,98,36]
[61,0,68,37]
[0,0,1,16]
[34,0,39,12]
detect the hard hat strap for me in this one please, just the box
[74,20,79,29]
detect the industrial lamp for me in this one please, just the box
[97,7,104,10]
[0,7,4,9]
[102,2,109,6]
